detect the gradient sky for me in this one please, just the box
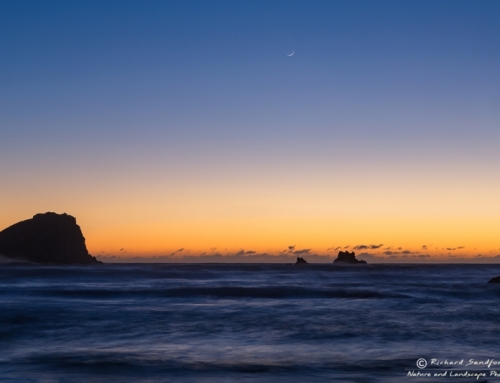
[1,1,499,261]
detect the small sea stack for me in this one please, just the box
[0,212,101,264]
[487,276,500,284]
[295,257,308,265]
[333,251,367,264]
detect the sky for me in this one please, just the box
[1,0,499,262]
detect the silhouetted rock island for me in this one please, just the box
[488,276,500,284]
[295,257,308,265]
[333,251,367,264]
[0,212,100,264]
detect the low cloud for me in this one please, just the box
[445,246,465,251]
[235,250,257,256]
[356,252,385,262]
[353,245,369,250]
[353,244,383,250]
[94,246,500,264]
[293,249,311,255]
[170,248,185,256]
[280,245,297,254]
[97,250,337,264]
[384,250,418,256]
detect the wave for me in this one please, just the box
[9,351,413,375]
[31,285,408,300]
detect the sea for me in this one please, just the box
[1,263,500,383]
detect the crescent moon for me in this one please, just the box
[287,51,294,56]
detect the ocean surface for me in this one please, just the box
[1,263,500,383]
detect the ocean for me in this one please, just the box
[1,263,500,382]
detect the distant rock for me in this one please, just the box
[295,257,308,265]
[487,276,500,284]
[333,251,367,264]
[0,212,100,264]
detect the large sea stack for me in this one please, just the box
[333,251,367,264]
[0,212,100,264]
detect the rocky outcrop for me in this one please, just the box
[0,212,100,264]
[295,257,308,265]
[487,276,500,283]
[333,251,367,264]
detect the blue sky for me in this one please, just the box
[1,1,499,259]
